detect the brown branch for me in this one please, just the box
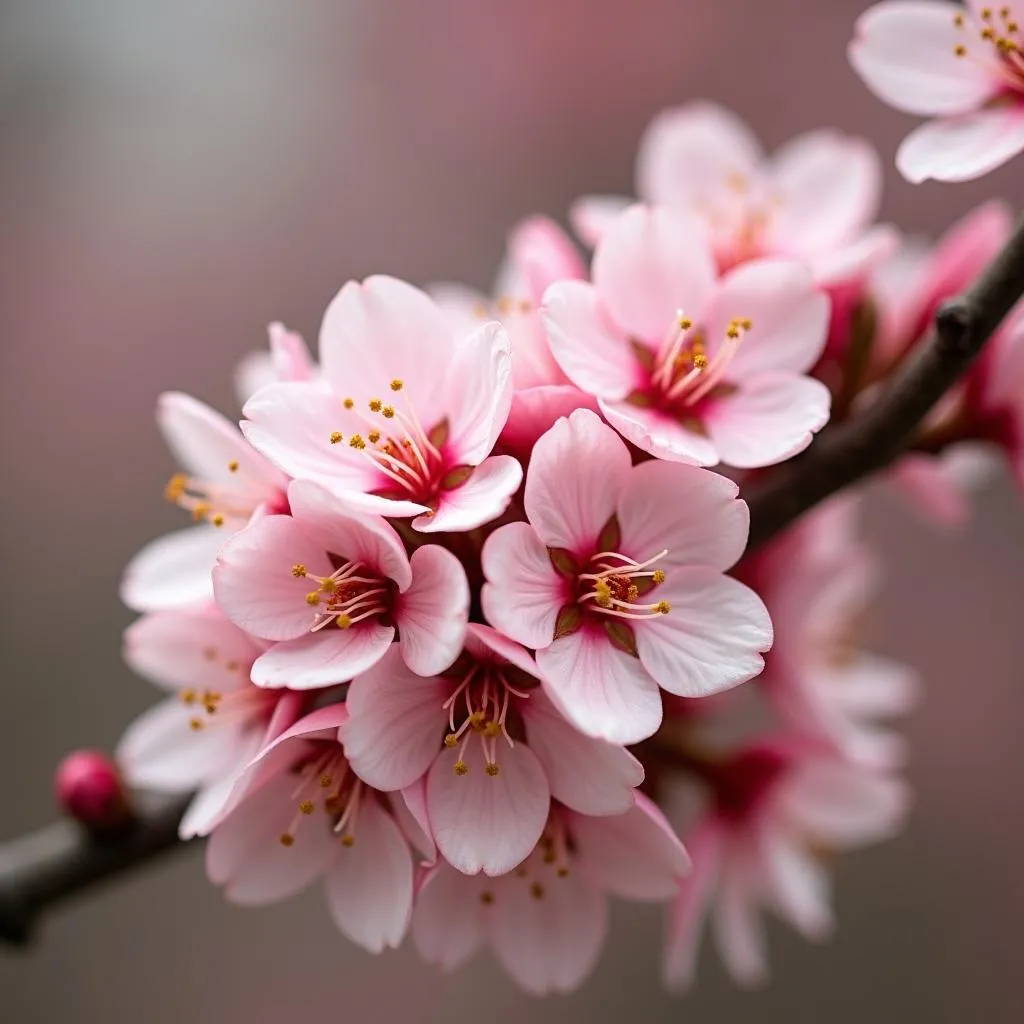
[3,214,1024,949]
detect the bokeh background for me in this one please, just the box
[1,0,1022,1020]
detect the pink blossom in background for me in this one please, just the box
[341,625,644,876]
[242,275,523,532]
[483,409,772,744]
[850,1,1024,182]
[542,206,832,468]
[662,740,910,990]
[573,102,894,288]
[116,605,303,838]
[206,706,428,953]
[234,322,316,406]
[413,795,689,996]
[212,479,469,688]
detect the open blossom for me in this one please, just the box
[413,795,688,996]
[234,321,316,406]
[572,102,893,287]
[212,479,469,688]
[121,392,289,613]
[116,605,302,838]
[542,205,831,468]
[207,706,430,953]
[341,625,644,876]
[850,2,1024,182]
[740,500,917,769]
[241,275,522,532]
[483,409,772,744]
[662,740,910,990]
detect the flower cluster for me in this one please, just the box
[113,5,1024,994]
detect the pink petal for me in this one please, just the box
[636,568,772,698]
[117,698,242,791]
[267,321,315,382]
[287,479,412,591]
[490,862,608,995]
[592,205,717,344]
[615,459,748,573]
[705,374,831,469]
[324,798,414,953]
[463,621,545,677]
[213,515,335,641]
[896,106,1024,183]
[412,455,523,535]
[568,792,689,900]
[712,840,768,987]
[412,862,490,971]
[508,215,586,303]
[849,2,1001,116]
[341,646,449,790]
[701,260,830,379]
[521,689,644,816]
[536,630,663,744]
[481,522,566,650]
[391,780,436,864]
[501,385,599,456]
[251,625,394,689]
[600,398,721,467]
[541,280,645,401]
[206,772,337,904]
[810,224,900,289]
[568,195,632,247]
[524,408,632,552]
[888,452,972,528]
[123,607,259,693]
[179,733,264,840]
[756,823,833,940]
[426,741,550,877]
[636,102,763,214]
[120,526,222,612]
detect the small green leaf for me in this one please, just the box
[603,618,638,657]
[549,548,580,578]
[553,604,583,640]
[629,339,656,371]
[440,465,474,490]
[596,514,621,553]
[428,418,450,449]
[625,390,655,408]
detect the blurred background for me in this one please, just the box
[1,0,1022,1020]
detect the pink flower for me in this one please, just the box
[740,500,917,769]
[850,1,1024,183]
[341,624,644,876]
[482,409,772,744]
[572,102,893,287]
[121,392,289,613]
[412,795,688,995]
[116,605,303,838]
[241,275,522,533]
[207,706,429,953]
[662,741,910,990]
[542,206,831,468]
[234,321,316,405]
[212,479,469,689]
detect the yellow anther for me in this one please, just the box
[320,578,337,593]
[954,12,965,27]
[189,718,204,731]
[306,591,321,606]
[739,317,753,330]
[292,564,308,578]
[330,431,343,444]
[382,405,395,418]
[299,800,315,815]
[203,646,217,660]
[225,661,239,672]
[341,834,355,848]
[319,774,333,788]
[594,579,612,608]
[726,325,740,340]
[349,434,366,450]
[390,379,403,392]
[485,762,500,777]
[652,569,667,584]
[279,833,295,847]
[192,503,211,522]
[368,430,381,444]
[180,689,196,705]
[164,473,187,501]
[556,866,570,878]
[626,584,639,602]
[453,760,469,776]
[981,6,993,19]
[342,397,354,409]
[655,600,671,615]
[496,296,513,315]
[480,891,495,906]
[518,299,532,313]
[211,514,225,527]
[444,733,459,748]
[678,316,693,331]
[368,398,382,412]
[483,720,501,738]
[530,882,545,900]
[228,460,239,473]
[472,302,489,318]
[692,353,709,370]
[336,614,352,629]
[469,710,486,728]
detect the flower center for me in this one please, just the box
[290,560,391,632]
[278,743,363,848]
[711,747,789,822]
[180,684,274,733]
[576,549,671,622]
[953,5,1024,91]
[164,459,260,528]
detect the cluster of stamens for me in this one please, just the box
[291,561,388,632]
[179,645,259,731]
[647,310,752,408]
[164,459,246,528]
[471,295,533,319]
[442,662,531,778]
[326,379,445,500]
[278,745,362,848]
[578,550,671,621]
[954,6,1024,80]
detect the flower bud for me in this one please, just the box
[54,750,132,832]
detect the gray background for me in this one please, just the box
[1,1,1022,1020]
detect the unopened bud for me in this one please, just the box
[54,750,132,833]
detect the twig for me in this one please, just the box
[2,215,1024,949]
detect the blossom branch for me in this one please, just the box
[744,213,1024,549]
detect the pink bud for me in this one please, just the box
[54,750,132,832]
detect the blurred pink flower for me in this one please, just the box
[241,275,523,532]
[662,741,910,990]
[116,605,304,838]
[850,1,1024,182]
[341,624,644,876]
[542,206,832,468]
[572,102,894,287]
[234,321,316,406]
[207,706,429,954]
[212,479,469,688]
[482,409,772,744]
[413,795,688,996]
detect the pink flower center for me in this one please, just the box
[291,559,393,632]
[278,742,363,848]
[953,5,1024,92]
[711,747,789,822]
[164,460,279,529]
[441,656,536,778]
[576,548,671,623]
